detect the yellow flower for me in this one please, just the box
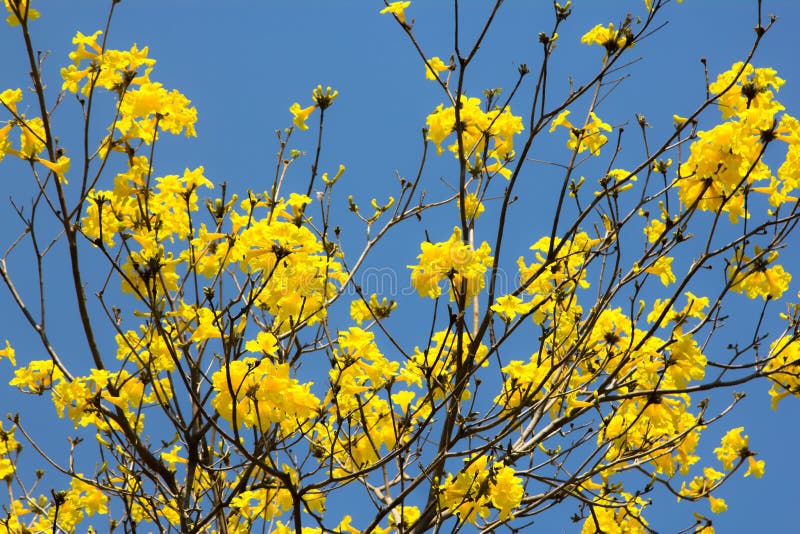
[490,465,524,519]
[380,1,411,25]
[425,93,523,171]
[728,247,791,300]
[334,516,362,534]
[425,56,449,80]
[9,359,63,393]
[0,458,13,479]
[408,226,493,300]
[160,445,188,471]
[646,0,683,10]
[676,115,769,223]
[744,456,765,478]
[0,422,21,456]
[764,336,800,409]
[0,340,15,365]
[673,114,689,127]
[643,218,666,244]
[752,176,799,209]
[549,109,611,155]
[4,0,39,26]
[389,505,420,530]
[68,30,104,63]
[72,479,109,517]
[289,102,316,130]
[117,82,198,140]
[52,377,93,423]
[579,492,649,533]
[709,62,785,120]
[438,455,492,523]
[0,87,22,114]
[349,294,396,325]
[18,116,45,158]
[597,168,636,195]
[490,294,532,322]
[37,155,71,183]
[245,331,279,357]
[645,255,676,286]
[349,298,371,325]
[714,427,747,471]
[61,34,157,96]
[0,122,12,162]
[708,495,727,514]
[391,390,416,413]
[425,103,455,154]
[211,358,320,431]
[580,23,627,54]
[458,192,484,220]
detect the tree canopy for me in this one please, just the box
[1,1,800,532]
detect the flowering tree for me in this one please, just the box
[1,0,799,532]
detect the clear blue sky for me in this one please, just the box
[2,1,800,532]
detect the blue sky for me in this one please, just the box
[2,1,800,531]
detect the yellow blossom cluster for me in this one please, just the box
[488,285,720,532]
[490,293,534,322]
[309,328,488,483]
[408,226,493,301]
[677,62,800,223]
[397,329,489,402]
[711,62,785,120]
[0,88,72,183]
[0,422,21,480]
[494,354,552,410]
[226,466,325,528]
[289,85,339,130]
[83,156,345,328]
[516,232,599,324]
[426,94,524,179]
[53,368,171,433]
[327,327,400,413]
[530,302,708,477]
[81,159,213,293]
[61,30,196,145]
[549,109,612,156]
[678,428,764,515]
[600,307,707,458]
[0,3,795,533]
[308,328,412,477]
[458,192,485,221]
[3,0,39,26]
[438,455,524,523]
[231,193,348,329]
[728,246,792,300]
[211,358,320,434]
[0,339,16,365]
[579,491,649,534]
[8,359,63,393]
[643,255,677,287]
[254,516,363,534]
[764,336,800,409]
[3,477,108,533]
